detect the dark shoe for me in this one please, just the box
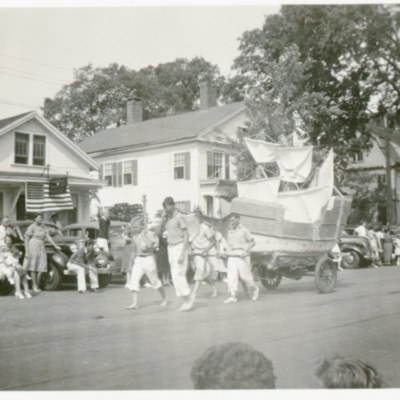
[90,288,100,293]
[78,290,90,294]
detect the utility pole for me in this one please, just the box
[142,194,148,230]
[384,116,394,225]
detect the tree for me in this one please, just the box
[42,58,225,142]
[232,4,400,181]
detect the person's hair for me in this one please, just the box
[229,213,240,220]
[367,223,374,230]
[162,197,175,208]
[33,213,43,220]
[130,216,144,225]
[315,356,385,389]
[191,342,276,389]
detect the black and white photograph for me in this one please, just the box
[1,0,400,395]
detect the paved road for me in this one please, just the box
[1,266,400,390]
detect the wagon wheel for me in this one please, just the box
[258,265,282,290]
[315,254,337,294]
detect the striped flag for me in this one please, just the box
[26,181,73,213]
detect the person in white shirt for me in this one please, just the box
[354,221,367,237]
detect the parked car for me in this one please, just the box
[62,220,126,274]
[0,221,116,295]
[339,228,373,269]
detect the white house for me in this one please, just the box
[346,124,400,224]
[0,111,104,225]
[79,83,247,218]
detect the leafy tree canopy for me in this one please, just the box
[42,57,226,142]
[232,4,400,181]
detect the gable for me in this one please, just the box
[0,112,98,178]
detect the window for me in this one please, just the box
[352,151,364,163]
[207,151,223,178]
[0,192,3,217]
[15,133,29,164]
[104,163,113,186]
[174,153,185,180]
[14,133,46,166]
[33,136,46,166]
[174,152,190,180]
[124,161,134,185]
[102,160,137,187]
[377,174,387,186]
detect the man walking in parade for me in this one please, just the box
[162,197,193,311]
[224,213,259,304]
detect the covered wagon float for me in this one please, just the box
[188,136,353,294]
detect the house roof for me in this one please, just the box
[79,101,245,154]
[368,124,400,165]
[0,112,32,131]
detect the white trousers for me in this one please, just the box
[67,262,99,291]
[130,255,162,292]
[168,243,190,297]
[227,256,256,295]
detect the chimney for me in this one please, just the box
[126,97,143,124]
[200,81,217,110]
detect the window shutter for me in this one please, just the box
[225,154,230,179]
[117,161,123,187]
[184,152,191,180]
[98,165,103,180]
[132,160,138,186]
[112,162,118,187]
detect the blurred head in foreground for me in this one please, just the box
[191,342,276,389]
[315,356,385,389]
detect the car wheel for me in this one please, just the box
[98,274,112,289]
[342,250,360,269]
[315,254,337,294]
[258,265,282,290]
[42,261,63,291]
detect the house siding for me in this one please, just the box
[95,143,200,218]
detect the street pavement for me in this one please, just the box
[1,265,400,390]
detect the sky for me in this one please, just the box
[0,2,282,120]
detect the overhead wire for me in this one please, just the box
[0,52,73,72]
[0,65,71,84]
[0,70,66,86]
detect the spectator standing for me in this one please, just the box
[191,342,276,389]
[24,213,61,293]
[121,219,136,289]
[366,223,379,268]
[382,226,393,265]
[393,231,400,266]
[162,197,193,311]
[224,214,259,304]
[126,216,167,309]
[97,209,110,252]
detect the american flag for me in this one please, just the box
[26,181,73,213]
